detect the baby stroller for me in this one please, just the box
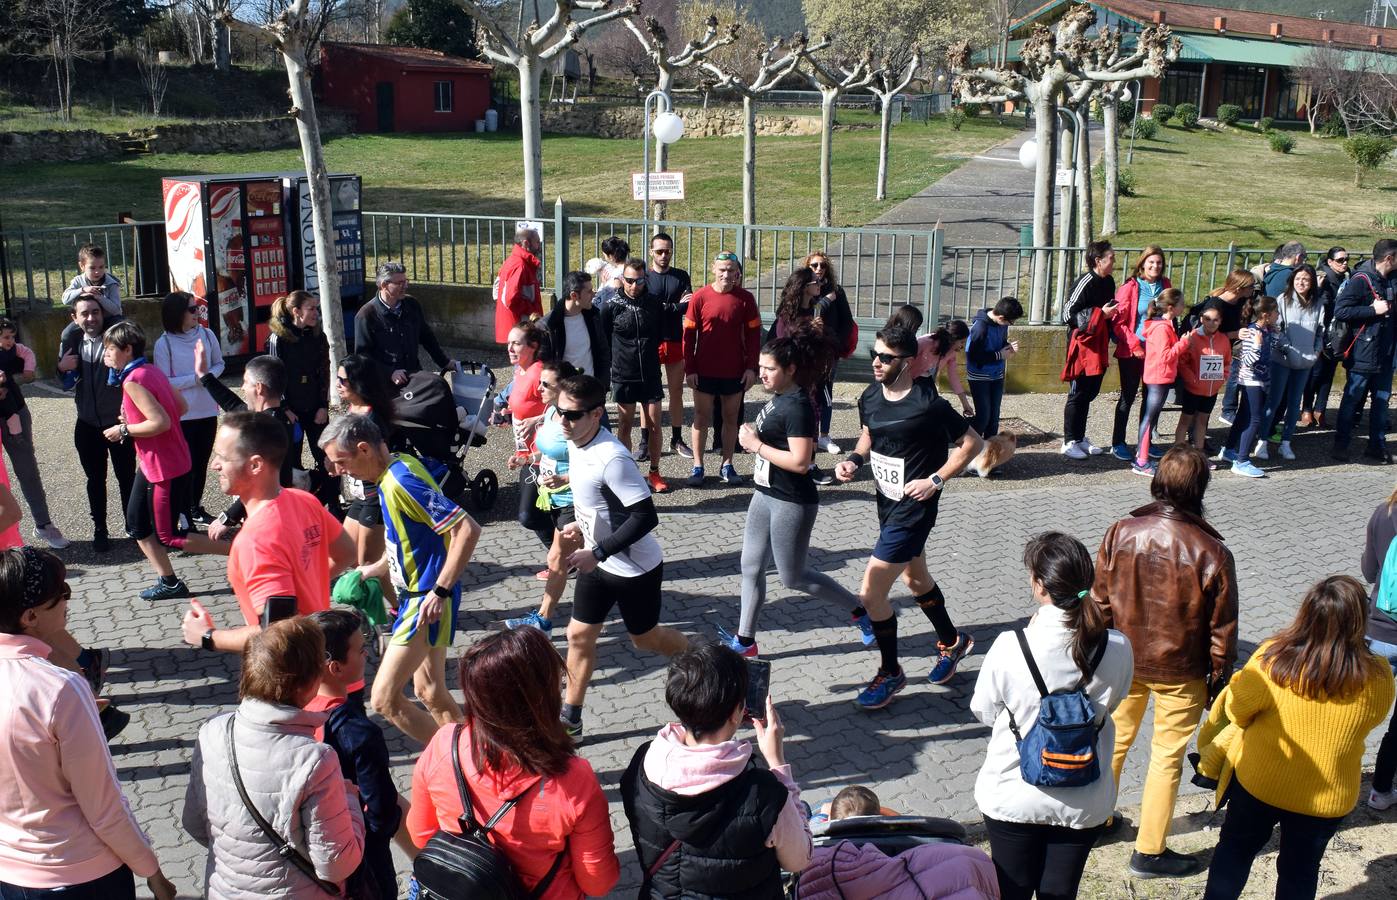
[784,815,970,898]
[393,361,499,512]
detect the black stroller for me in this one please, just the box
[393,362,499,512]
[784,815,970,897]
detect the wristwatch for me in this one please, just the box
[431,584,452,600]
[118,424,130,443]
[930,473,945,491]
[200,629,215,652]
[592,546,609,563]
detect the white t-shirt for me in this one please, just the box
[567,428,662,578]
[562,313,593,376]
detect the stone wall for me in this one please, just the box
[541,104,822,139]
[0,129,124,164]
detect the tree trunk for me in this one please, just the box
[875,92,893,201]
[1029,92,1056,322]
[653,67,673,223]
[1101,96,1120,236]
[281,41,347,398]
[518,55,544,219]
[742,93,757,258]
[818,87,837,228]
[213,19,231,71]
[1075,106,1093,245]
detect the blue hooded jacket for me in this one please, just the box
[966,309,1009,381]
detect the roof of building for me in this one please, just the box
[321,42,493,73]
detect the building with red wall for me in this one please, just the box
[319,42,493,134]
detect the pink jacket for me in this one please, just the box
[0,635,159,888]
[796,840,1000,900]
[1112,277,1172,358]
[909,335,966,396]
[1141,318,1188,385]
[643,723,812,873]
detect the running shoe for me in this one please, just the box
[672,437,694,459]
[36,523,70,549]
[1110,443,1132,461]
[716,625,759,659]
[855,669,907,710]
[191,507,217,528]
[1231,459,1266,478]
[634,442,651,463]
[1252,441,1269,461]
[534,569,550,581]
[810,465,835,486]
[720,463,743,485]
[140,578,190,602]
[1147,444,1166,460]
[1129,849,1201,879]
[504,611,554,637]
[1368,788,1397,811]
[647,470,671,494]
[561,714,583,741]
[1269,429,1284,444]
[93,531,111,554]
[928,632,975,684]
[686,466,705,487]
[1131,462,1157,477]
[1216,447,1238,464]
[100,705,131,742]
[850,612,876,646]
[1217,413,1234,426]
[1060,440,1088,460]
[817,435,843,454]
[1079,439,1106,456]
[1279,441,1296,460]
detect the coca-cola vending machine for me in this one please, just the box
[283,173,365,343]
[162,174,291,356]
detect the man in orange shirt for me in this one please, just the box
[181,411,355,653]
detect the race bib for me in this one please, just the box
[343,476,366,501]
[1199,353,1224,382]
[386,541,406,590]
[538,455,558,478]
[576,506,597,549]
[869,450,905,501]
[753,455,771,488]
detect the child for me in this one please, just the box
[965,296,1025,439]
[0,320,67,548]
[59,244,124,389]
[1222,296,1289,479]
[307,609,404,899]
[1133,288,1189,475]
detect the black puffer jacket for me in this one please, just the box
[1333,261,1396,374]
[601,288,664,385]
[543,303,611,380]
[267,318,330,417]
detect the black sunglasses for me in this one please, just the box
[869,349,911,364]
[1333,256,1349,263]
[187,305,201,314]
[539,380,554,391]
[557,404,601,421]
[623,276,644,284]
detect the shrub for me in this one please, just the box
[1131,116,1158,140]
[1257,116,1274,133]
[948,107,966,131]
[1377,212,1397,232]
[1320,115,1346,137]
[961,102,984,118]
[1215,103,1242,126]
[1175,103,1199,129]
[1117,98,1135,126]
[1344,134,1396,186]
[1268,131,1296,154]
[1150,103,1174,124]
[1094,161,1138,197]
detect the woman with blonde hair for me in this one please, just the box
[267,290,330,473]
[801,251,854,453]
[1109,246,1170,461]
[1200,576,1394,900]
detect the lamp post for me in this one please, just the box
[1125,79,1143,164]
[642,89,684,235]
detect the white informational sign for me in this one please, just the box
[1055,169,1082,188]
[631,172,686,201]
[515,220,545,238]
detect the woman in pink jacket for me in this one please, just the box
[888,306,974,416]
[1109,247,1172,460]
[1131,289,1189,475]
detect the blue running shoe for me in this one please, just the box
[1110,443,1132,461]
[686,466,705,487]
[721,463,743,485]
[850,612,876,646]
[1148,444,1166,460]
[1231,459,1266,478]
[855,669,907,709]
[504,610,554,637]
[716,625,759,658]
[1216,447,1238,464]
[140,578,190,602]
[928,632,975,684]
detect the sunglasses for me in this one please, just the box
[187,305,201,314]
[539,380,554,391]
[1201,316,1222,324]
[337,374,349,384]
[557,404,601,421]
[652,248,671,255]
[623,276,644,284]
[809,261,827,269]
[714,252,740,263]
[1333,256,1349,263]
[869,349,911,364]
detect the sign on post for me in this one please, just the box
[631,172,686,201]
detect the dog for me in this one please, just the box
[967,432,1017,478]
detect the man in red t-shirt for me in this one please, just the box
[494,226,543,343]
[180,411,355,653]
[682,252,762,487]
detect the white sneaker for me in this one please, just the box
[1061,440,1089,460]
[817,435,842,454]
[1079,439,1106,456]
[1253,441,1269,461]
[1279,441,1296,460]
[36,523,70,550]
[1369,788,1397,811]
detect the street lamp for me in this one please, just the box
[643,89,684,234]
[1019,139,1038,169]
[1125,78,1144,164]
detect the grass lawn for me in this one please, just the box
[0,115,1020,230]
[1107,123,1397,250]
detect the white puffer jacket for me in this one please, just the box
[182,699,365,899]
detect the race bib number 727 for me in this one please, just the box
[1199,353,1224,382]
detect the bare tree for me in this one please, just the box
[221,0,347,391]
[21,0,114,121]
[471,0,641,218]
[801,43,877,228]
[868,52,920,201]
[137,41,170,117]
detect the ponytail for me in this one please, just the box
[1241,294,1278,326]
[1022,532,1108,674]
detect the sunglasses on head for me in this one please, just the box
[557,404,601,421]
[869,349,910,364]
[714,252,740,264]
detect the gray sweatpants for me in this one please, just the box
[739,490,859,637]
[4,407,51,527]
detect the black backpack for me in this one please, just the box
[413,725,565,900]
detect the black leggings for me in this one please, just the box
[1062,374,1104,445]
[180,416,218,513]
[984,815,1104,900]
[1302,353,1340,418]
[1112,356,1147,446]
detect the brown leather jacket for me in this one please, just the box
[1093,502,1238,684]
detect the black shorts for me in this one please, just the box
[613,381,663,404]
[346,497,383,527]
[572,562,664,635]
[872,515,936,565]
[125,469,189,544]
[696,375,745,397]
[1180,389,1218,415]
[550,505,576,530]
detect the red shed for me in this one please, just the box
[319,42,493,134]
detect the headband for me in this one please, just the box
[19,547,49,611]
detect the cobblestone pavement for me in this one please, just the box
[19,363,1397,898]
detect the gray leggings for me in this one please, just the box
[740,491,859,637]
[4,406,51,527]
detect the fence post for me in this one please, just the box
[737,224,748,262]
[19,228,35,303]
[927,228,944,323]
[1225,241,1236,274]
[553,197,568,297]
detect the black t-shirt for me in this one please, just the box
[646,267,692,342]
[753,388,817,505]
[1193,296,1245,338]
[857,380,969,530]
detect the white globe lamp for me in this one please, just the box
[1018,139,1038,170]
[653,111,684,145]
[1120,86,1132,102]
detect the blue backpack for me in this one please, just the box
[1004,629,1109,789]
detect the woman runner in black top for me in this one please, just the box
[717,325,861,658]
[835,324,983,710]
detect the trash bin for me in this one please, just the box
[1019,224,1033,258]
[485,109,499,132]
[475,120,486,133]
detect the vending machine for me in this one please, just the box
[162,174,292,356]
[283,173,366,342]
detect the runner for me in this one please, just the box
[717,326,862,657]
[834,324,984,710]
[554,374,688,740]
[319,414,481,745]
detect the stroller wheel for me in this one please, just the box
[471,469,499,510]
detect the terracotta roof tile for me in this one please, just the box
[321,42,494,72]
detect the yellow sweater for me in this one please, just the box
[1212,643,1395,818]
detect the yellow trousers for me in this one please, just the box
[1110,677,1208,855]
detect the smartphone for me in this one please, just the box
[745,659,771,721]
[260,595,297,627]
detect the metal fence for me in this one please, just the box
[3,207,1285,327]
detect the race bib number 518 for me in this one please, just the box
[869,451,905,501]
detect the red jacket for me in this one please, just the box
[1176,329,1234,397]
[1061,307,1113,381]
[1141,317,1188,385]
[1112,276,1172,359]
[495,245,543,343]
[683,286,762,379]
[407,724,620,899]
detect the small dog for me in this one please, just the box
[967,432,1017,477]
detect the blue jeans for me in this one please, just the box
[1264,365,1311,442]
[1225,384,1267,463]
[1368,636,1397,793]
[1335,366,1394,453]
[970,378,1005,438]
[1221,354,1242,420]
[1,866,135,899]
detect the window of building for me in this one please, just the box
[1218,65,1266,119]
[434,80,454,113]
[1158,63,1204,108]
[1274,73,1310,122]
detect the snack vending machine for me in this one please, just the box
[162,174,291,355]
[283,173,366,342]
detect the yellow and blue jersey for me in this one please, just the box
[377,453,467,596]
